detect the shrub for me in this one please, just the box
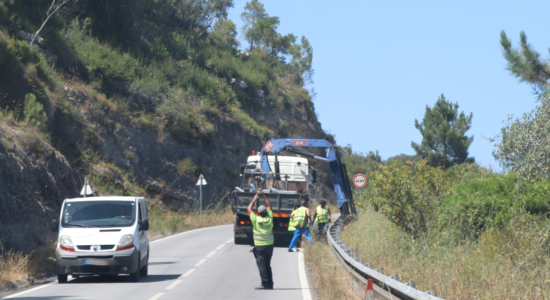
[22,93,47,130]
[177,157,198,180]
[365,160,454,237]
[439,173,550,240]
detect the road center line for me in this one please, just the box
[225,239,233,243]
[216,244,225,250]
[165,280,182,290]
[3,283,53,299]
[182,269,195,277]
[148,292,165,300]
[206,251,216,257]
[195,259,207,267]
[298,252,313,300]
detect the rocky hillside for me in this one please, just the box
[0,0,332,253]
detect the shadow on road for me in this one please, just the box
[67,274,181,284]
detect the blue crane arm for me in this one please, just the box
[259,138,350,209]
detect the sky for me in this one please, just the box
[227,0,550,169]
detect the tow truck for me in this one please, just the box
[231,138,356,245]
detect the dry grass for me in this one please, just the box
[341,208,550,300]
[147,204,234,238]
[304,242,359,300]
[0,250,31,286]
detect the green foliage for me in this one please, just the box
[22,93,47,130]
[439,173,550,240]
[240,0,297,57]
[340,145,381,182]
[493,93,550,180]
[365,160,454,237]
[412,94,474,168]
[177,157,198,180]
[289,36,314,84]
[211,19,239,49]
[229,105,270,138]
[500,31,550,98]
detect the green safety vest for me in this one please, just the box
[315,205,329,223]
[251,211,274,246]
[290,207,308,228]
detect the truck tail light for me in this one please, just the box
[239,220,251,225]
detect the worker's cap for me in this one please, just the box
[320,199,327,204]
[258,205,267,213]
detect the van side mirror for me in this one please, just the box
[139,219,149,231]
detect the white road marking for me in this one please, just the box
[3,282,53,298]
[216,244,225,250]
[298,252,313,300]
[225,239,233,243]
[195,259,207,267]
[206,251,216,257]
[165,280,182,290]
[182,269,195,277]
[148,292,165,300]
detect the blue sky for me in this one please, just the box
[228,1,549,168]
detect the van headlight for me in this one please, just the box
[116,234,134,251]
[59,235,74,252]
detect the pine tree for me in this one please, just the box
[411,94,474,168]
[500,31,550,98]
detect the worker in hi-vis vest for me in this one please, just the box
[287,203,300,250]
[248,189,274,290]
[313,199,332,235]
[288,200,313,252]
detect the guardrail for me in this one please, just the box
[327,216,444,300]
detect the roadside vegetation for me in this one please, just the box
[334,31,550,299]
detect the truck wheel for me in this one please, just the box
[58,275,68,283]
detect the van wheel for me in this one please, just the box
[58,275,68,283]
[140,253,148,277]
[129,256,140,282]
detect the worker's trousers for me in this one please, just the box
[288,227,312,250]
[253,245,274,288]
[317,222,329,235]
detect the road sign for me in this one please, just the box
[80,178,93,197]
[196,174,206,218]
[353,174,367,189]
[196,175,207,186]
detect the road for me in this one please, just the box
[2,225,315,300]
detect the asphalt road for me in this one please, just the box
[2,225,316,300]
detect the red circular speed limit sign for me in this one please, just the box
[353,174,367,188]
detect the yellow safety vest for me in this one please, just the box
[251,211,274,246]
[288,213,296,231]
[315,205,329,223]
[290,207,308,228]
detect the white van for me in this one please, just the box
[56,196,150,283]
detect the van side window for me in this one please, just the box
[138,203,143,221]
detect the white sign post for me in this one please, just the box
[80,178,93,198]
[196,174,207,217]
[353,174,367,198]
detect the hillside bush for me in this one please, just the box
[365,160,454,237]
[439,173,550,240]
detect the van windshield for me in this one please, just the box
[62,201,136,228]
